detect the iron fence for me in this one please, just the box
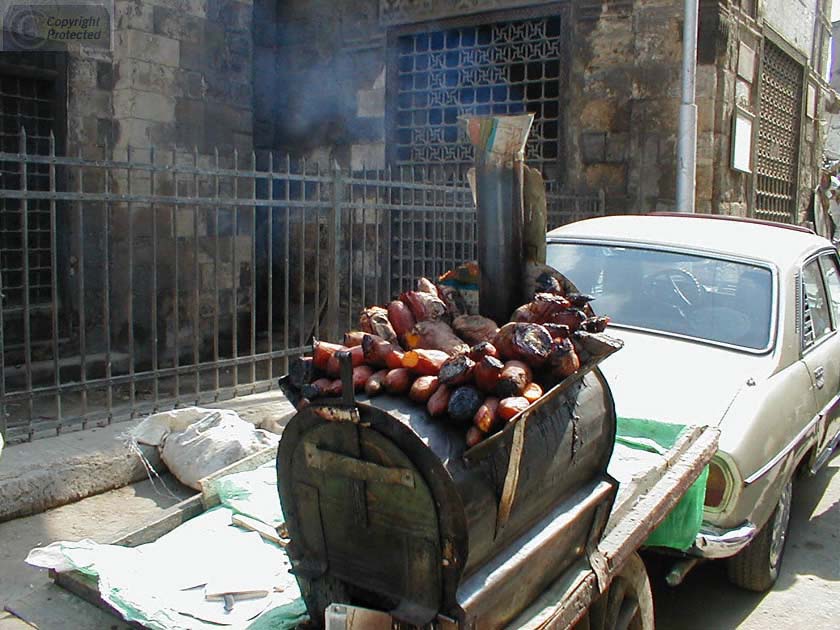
[0,135,603,444]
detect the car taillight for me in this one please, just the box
[704,460,728,509]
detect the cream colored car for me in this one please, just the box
[547,214,840,592]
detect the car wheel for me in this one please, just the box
[726,477,793,592]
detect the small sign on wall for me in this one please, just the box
[806,83,817,119]
[731,107,754,173]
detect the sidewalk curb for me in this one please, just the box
[0,391,295,522]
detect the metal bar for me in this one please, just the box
[48,131,61,426]
[267,152,274,383]
[299,156,306,349]
[213,148,220,398]
[314,163,321,340]
[126,146,135,416]
[326,165,340,341]
[151,146,159,410]
[0,189,340,208]
[0,230,6,441]
[193,146,201,402]
[283,155,290,374]
[347,176,354,332]
[232,149,239,391]
[250,150,257,392]
[19,129,34,432]
[675,0,699,213]
[172,148,180,405]
[361,180,367,311]
[103,142,113,422]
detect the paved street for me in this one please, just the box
[1,452,838,628]
[649,451,840,629]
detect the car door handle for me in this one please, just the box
[814,366,825,389]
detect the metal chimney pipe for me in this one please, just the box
[464,115,533,323]
[475,157,525,324]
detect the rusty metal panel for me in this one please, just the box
[754,39,803,224]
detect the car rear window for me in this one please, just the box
[547,242,774,350]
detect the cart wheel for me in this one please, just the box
[576,552,654,630]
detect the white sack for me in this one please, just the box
[160,411,279,490]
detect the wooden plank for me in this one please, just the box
[6,582,137,630]
[510,425,720,630]
[199,446,278,509]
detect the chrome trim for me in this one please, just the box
[743,410,822,485]
[690,521,758,559]
[546,238,780,355]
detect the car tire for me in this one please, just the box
[726,477,793,592]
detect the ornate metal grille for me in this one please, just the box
[391,14,565,181]
[0,72,55,307]
[754,40,803,223]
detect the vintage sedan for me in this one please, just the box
[547,213,840,591]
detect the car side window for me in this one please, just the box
[802,259,833,351]
[819,253,840,327]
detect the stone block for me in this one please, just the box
[115,0,154,32]
[118,29,180,68]
[208,0,252,32]
[580,132,607,164]
[116,117,151,147]
[114,89,176,123]
[357,87,385,118]
[154,6,205,44]
[96,61,114,90]
[179,39,205,71]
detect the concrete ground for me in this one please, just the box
[649,450,840,629]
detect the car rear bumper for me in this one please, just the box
[689,521,758,559]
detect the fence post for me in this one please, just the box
[0,264,5,443]
[326,164,343,342]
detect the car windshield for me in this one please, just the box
[547,242,774,350]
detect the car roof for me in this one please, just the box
[547,214,832,268]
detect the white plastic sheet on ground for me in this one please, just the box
[27,464,306,629]
[123,407,280,490]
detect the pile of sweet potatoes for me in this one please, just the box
[289,272,610,447]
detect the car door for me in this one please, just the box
[814,252,840,457]
[800,255,840,467]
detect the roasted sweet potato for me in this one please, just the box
[384,368,413,394]
[326,346,365,376]
[550,337,581,379]
[499,396,530,421]
[546,309,587,331]
[581,316,610,333]
[495,360,532,398]
[466,426,487,448]
[427,384,451,417]
[312,340,345,371]
[416,277,440,296]
[359,306,399,344]
[567,293,595,308]
[493,322,553,366]
[437,284,467,318]
[343,331,367,347]
[409,375,440,403]
[452,315,500,346]
[473,355,504,393]
[402,348,448,376]
[472,397,500,433]
[324,379,344,397]
[362,334,393,367]
[438,354,476,386]
[387,300,416,339]
[523,382,544,404]
[401,290,448,322]
[543,323,571,340]
[448,386,483,424]
[468,341,500,362]
[404,320,470,356]
[352,366,375,392]
[365,369,389,396]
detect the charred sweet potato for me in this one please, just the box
[343,331,367,347]
[468,341,500,362]
[473,355,504,393]
[549,337,581,379]
[437,284,467,318]
[409,375,440,403]
[495,360,532,398]
[493,322,553,366]
[447,386,483,424]
[302,377,333,399]
[438,354,476,387]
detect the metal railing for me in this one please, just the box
[0,134,604,444]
